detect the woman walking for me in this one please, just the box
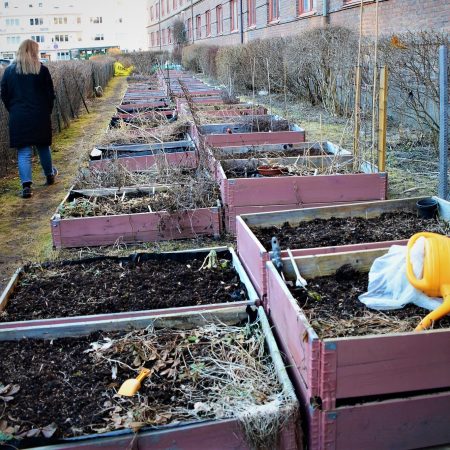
[1,39,57,198]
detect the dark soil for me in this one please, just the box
[218,147,325,160]
[290,265,450,337]
[0,258,247,322]
[0,323,258,441]
[254,212,446,251]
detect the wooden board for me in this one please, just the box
[51,207,221,249]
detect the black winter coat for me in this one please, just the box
[0,63,55,148]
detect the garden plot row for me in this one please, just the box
[50,73,227,248]
[236,196,450,449]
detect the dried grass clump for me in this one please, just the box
[97,120,190,146]
[62,168,219,217]
[87,320,295,449]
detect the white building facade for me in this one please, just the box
[0,0,148,61]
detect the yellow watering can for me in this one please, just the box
[406,232,450,331]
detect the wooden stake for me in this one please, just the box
[371,0,380,168]
[353,65,362,170]
[353,0,364,171]
[378,66,388,172]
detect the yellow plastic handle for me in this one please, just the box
[136,368,151,382]
[406,232,432,291]
[415,291,450,331]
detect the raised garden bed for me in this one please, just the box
[118,101,170,112]
[89,138,197,172]
[215,151,386,233]
[51,179,221,248]
[0,307,300,450]
[195,115,305,148]
[266,249,450,449]
[236,197,450,297]
[0,247,258,328]
[110,110,175,127]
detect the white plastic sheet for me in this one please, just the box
[359,242,442,311]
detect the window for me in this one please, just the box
[247,0,256,26]
[168,27,172,44]
[118,18,122,23]
[57,51,70,60]
[150,32,155,47]
[161,0,164,16]
[162,29,165,44]
[156,3,160,18]
[299,0,315,13]
[230,0,238,31]
[268,0,279,21]
[30,17,44,25]
[4,2,9,8]
[31,35,45,42]
[77,17,81,24]
[187,17,192,41]
[38,2,43,6]
[90,17,102,24]
[94,34,104,41]
[156,30,160,45]
[54,17,67,24]
[166,0,170,13]
[195,14,201,39]
[173,0,176,9]
[150,6,154,21]
[216,5,223,34]
[53,34,69,42]
[6,36,20,44]
[179,0,183,5]
[205,10,211,36]
[6,18,20,26]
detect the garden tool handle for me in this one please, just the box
[406,232,434,291]
[136,368,151,383]
[415,290,450,331]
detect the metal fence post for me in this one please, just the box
[438,45,448,199]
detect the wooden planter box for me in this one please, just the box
[214,151,386,233]
[118,101,170,112]
[0,247,259,331]
[0,306,301,450]
[236,196,450,298]
[196,116,305,148]
[51,187,221,248]
[266,249,450,449]
[89,137,197,172]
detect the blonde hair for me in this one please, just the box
[15,39,41,75]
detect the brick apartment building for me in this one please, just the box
[147,0,449,50]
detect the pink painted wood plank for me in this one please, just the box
[0,302,249,331]
[328,391,450,450]
[53,208,220,248]
[229,173,387,207]
[329,330,450,401]
[266,263,320,404]
[236,217,267,298]
[204,131,305,147]
[41,414,299,449]
[89,151,198,171]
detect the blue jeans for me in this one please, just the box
[17,146,54,184]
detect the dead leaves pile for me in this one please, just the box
[86,322,283,434]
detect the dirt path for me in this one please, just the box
[0,76,127,290]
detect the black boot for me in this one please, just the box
[22,182,32,198]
